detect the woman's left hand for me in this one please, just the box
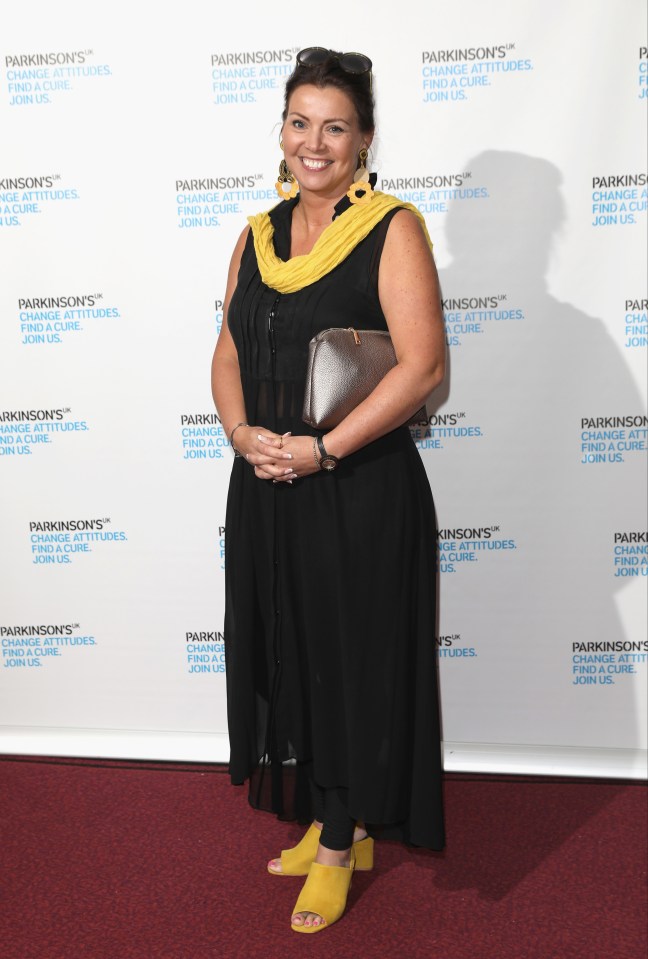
[257,433,322,482]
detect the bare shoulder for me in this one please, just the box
[222,225,252,313]
[235,223,251,248]
[224,225,251,289]
[383,208,431,255]
[230,224,251,267]
[379,208,437,295]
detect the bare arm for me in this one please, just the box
[271,209,445,474]
[211,226,295,477]
[324,208,445,457]
[210,227,249,437]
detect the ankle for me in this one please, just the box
[316,844,352,868]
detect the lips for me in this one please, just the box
[300,157,333,171]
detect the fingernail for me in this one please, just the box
[283,468,293,474]
[284,453,293,459]
[287,480,293,485]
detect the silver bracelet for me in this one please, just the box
[312,437,322,470]
[229,422,248,456]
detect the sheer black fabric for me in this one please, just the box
[224,197,445,850]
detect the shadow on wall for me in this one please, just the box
[433,150,645,751]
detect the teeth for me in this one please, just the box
[301,158,331,170]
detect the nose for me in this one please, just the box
[304,127,325,153]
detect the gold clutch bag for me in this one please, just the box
[302,327,427,430]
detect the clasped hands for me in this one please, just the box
[235,427,320,482]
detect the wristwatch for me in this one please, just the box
[317,435,340,472]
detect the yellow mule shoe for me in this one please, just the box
[353,835,374,872]
[267,823,321,876]
[290,853,355,934]
[268,825,373,877]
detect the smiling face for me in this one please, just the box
[281,84,373,202]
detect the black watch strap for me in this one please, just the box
[317,435,340,472]
[316,436,328,459]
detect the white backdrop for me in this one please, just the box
[1,0,646,778]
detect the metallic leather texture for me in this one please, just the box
[302,327,427,430]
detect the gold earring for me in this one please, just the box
[355,148,369,181]
[347,147,374,205]
[276,138,298,201]
[275,157,299,200]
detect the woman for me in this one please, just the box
[211,47,446,934]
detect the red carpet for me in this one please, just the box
[0,756,646,959]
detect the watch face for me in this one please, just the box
[321,456,338,471]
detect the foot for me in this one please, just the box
[267,821,322,875]
[291,844,354,929]
[268,822,367,876]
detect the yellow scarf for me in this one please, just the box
[247,192,433,294]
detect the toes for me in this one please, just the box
[268,858,282,873]
[292,912,324,928]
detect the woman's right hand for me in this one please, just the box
[234,427,297,482]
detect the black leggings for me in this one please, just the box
[310,778,356,851]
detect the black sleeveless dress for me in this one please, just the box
[224,195,445,850]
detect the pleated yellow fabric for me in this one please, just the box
[247,192,433,294]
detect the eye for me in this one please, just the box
[291,119,305,129]
[327,125,345,134]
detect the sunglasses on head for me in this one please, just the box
[296,47,372,77]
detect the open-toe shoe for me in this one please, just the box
[267,823,321,876]
[268,825,373,876]
[290,852,355,934]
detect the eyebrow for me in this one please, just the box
[288,111,351,124]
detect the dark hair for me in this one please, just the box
[282,51,375,134]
